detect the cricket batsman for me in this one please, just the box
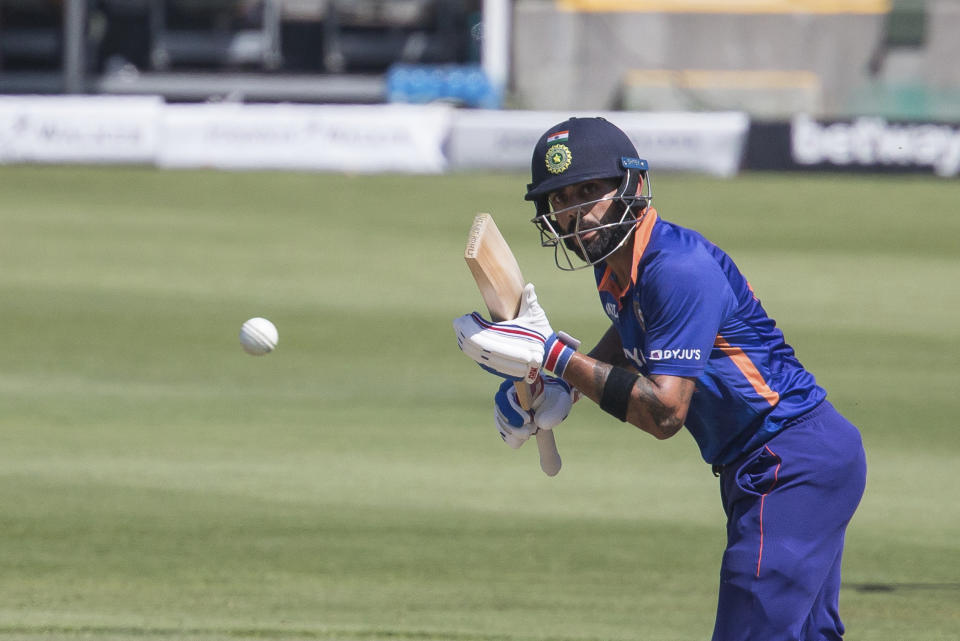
[454,117,867,641]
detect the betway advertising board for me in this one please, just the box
[745,115,960,176]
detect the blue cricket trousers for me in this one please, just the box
[712,401,867,641]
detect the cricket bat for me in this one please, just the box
[464,213,562,477]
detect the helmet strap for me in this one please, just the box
[535,195,550,217]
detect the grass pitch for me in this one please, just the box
[0,166,957,640]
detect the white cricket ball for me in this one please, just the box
[239,317,278,356]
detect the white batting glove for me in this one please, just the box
[531,376,578,430]
[494,380,536,448]
[493,377,578,448]
[454,284,563,383]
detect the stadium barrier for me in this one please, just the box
[0,95,162,165]
[0,95,748,176]
[447,110,748,177]
[5,96,959,177]
[744,115,960,177]
[156,102,452,173]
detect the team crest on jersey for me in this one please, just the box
[545,144,572,174]
[632,297,646,331]
[604,302,618,319]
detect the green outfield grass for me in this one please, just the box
[0,166,957,641]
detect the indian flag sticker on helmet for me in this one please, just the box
[546,130,569,143]
[545,143,572,174]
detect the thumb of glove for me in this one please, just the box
[533,379,574,430]
[517,283,553,339]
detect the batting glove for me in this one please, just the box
[454,284,578,382]
[494,376,578,448]
[494,380,536,448]
[532,376,578,430]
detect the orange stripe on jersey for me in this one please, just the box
[714,335,780,406]
[597,208,659,305]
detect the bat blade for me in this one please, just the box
[464,213,562,477]
[464,213,525,323]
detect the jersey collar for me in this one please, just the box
[597,208,658,305]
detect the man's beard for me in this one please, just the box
[564,204,633,263]
[567,224,627,262]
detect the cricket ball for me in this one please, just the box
[239,317,279,356]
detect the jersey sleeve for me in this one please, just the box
[640,246,732,377]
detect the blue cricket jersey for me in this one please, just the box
[594,210,826,465]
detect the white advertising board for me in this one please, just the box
[157,103,452,173]
[0,96,162,164]
[447,110,749,177]
[0,97,749,177]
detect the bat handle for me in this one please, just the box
[535,430,562,477]
[514,378,562,477]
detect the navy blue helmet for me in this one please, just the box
[525,117,652,270]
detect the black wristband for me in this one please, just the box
[599,367,640,422]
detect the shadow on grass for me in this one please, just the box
[846,582,960,593]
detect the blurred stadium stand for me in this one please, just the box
[853,0,960,120]
[0,0,65,92]
[1,0,959,119]
[144,0,282,72]
[511,0,960,121]
[0,0,484,103]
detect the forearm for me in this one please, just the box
[560,351,690,440]
[455,293,690,439]
[587,324,634,369]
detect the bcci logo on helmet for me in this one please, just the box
[545,144,572,174]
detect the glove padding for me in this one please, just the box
[454,283,554,384]
[494,377,577,449]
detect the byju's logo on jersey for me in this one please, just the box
[648,348,702,361]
